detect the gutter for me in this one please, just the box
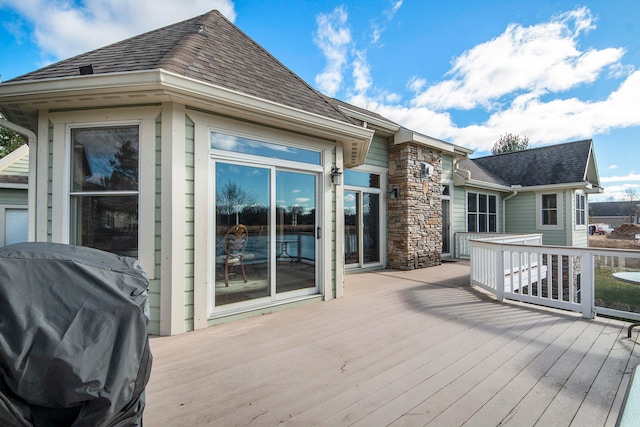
[0,118,37,242]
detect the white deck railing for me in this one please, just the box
[470,234,640,321]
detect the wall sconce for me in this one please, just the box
[331,167,343,185]
[390,187,399,199]
[420,162,434,180]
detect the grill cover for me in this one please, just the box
[0,243,152,426]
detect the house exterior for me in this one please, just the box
[0,10,471,335]
[449,140,602,255]
[589,201,640,227]
[0,144,29,246]
[0,11,603,335]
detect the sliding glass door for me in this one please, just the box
[213,161,318,309]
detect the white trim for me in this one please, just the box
[536,191,564,231]
[465,190,499,233]
[187,111,333,321]
[343,166,387,270]
[47,106,159,275]
[160,102,186,335]
[0,69,374,167]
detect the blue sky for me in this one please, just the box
[1,0,639,201]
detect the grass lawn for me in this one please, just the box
[594,266,640,311]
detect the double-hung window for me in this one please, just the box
[69,125,139,257]
[575,192,586,226]
[467,192,497,232]
[541,194,558,225]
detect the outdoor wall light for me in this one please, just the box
[420,162,434,180]
[390,187,399,199]
[331,167,343,185]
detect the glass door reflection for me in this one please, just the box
[275,171,317,294]
[215,163,270,306]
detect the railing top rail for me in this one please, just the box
[469,239,640,258]
[468,233,543,243]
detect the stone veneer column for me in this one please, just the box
[387,140,443,270]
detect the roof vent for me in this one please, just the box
[79,65,94,75]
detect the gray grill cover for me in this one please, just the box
[0,243,152,426]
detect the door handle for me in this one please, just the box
[317,227,321,239]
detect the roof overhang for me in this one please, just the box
[394,128,460,154]
[0,69,374,167]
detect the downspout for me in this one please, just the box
[502,186,520,233]
[0,118,37,242]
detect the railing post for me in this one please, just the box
[496,244,504,302]
[581,251,595,319]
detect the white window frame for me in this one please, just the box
[343,165,387,270]
[49,107,158,277]
[466,191,498,233]
[575,191,586,228]
[536,191,564,231]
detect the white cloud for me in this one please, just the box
[339,6,640,155]
[0,0,236,61]
[352,50,372,94]
[608,164,619,169]
[411,7,623,111]
[601,173,640,183]
[313,6,352,96]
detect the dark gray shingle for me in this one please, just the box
[467,140,593,187]
[8,10,350,124]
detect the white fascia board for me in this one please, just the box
[336,105,401,133]
[394,128,455,153]
[0,70,374,165]
[514,182,603,194]
[454,176,512,193]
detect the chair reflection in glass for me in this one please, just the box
[222,224,249,287]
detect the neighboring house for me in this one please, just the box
[0,144,29,246]
[0,10,602,335]
[451,140,602,253]
[589,201,640,227]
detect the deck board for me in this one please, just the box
[145,262,640,426]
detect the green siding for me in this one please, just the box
[148,115,162,335]
[505,192,536,234]
[0,189,27,205]
[184,116,195,332]
[452,186,466,235]
[364,135,388,168]
[442,155,454,182]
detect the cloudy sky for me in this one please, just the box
[1,0,639,201]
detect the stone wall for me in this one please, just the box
[387,140,443,270]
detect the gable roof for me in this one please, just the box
[0,144,29,187]
[7,10,349,125]
[457,140,602,192]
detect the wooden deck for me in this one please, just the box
[145,261,640,426]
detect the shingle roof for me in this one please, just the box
[7,10,350,124]
[462,140,594,187]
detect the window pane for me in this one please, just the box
[72,126,139,192]
[489,214,497,232]
[489,195,497,213]
[543,210,558,225]
[211,132,321,165]
[479,214,487,232]
[467,214,477,232]
[479,194,487,213]
[344,170,380,188]
[542,194,557,209]
[72,195,138,257]
[468,193,477,212]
